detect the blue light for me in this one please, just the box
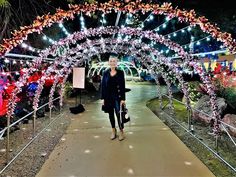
[59,23,63,28]
[28,82,38,92]
[149,15,154,20]
[80,16,84,21]
[43,36,47,40]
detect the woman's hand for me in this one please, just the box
[120,100,126,105]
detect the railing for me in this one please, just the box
[0,97,61,174]
[159,94,236,173]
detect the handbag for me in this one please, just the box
[120,104,130,124]
[70,104,85,114]
[101,104,109,113]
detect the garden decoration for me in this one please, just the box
[2,0,234,139]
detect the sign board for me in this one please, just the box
[73,67,85,89]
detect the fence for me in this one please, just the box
[160,94,236,173]
[0,97,61,174]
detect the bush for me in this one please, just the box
[64,82,73,98]
[188,81,203,102]
[223,87,236,110]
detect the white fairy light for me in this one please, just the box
[43,35,47,40]
[59,23,63,28]
[21,43,40,53]
[58,23,70,36]
[21,43,28,48]
[4,58,10,63]
[149,15,154,20]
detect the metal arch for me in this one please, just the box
[88,61,140,81]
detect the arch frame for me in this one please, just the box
[0,1,235,56]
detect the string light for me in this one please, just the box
[43,35,47,40]
[21,43,27,48]
[42,35,56,44]
[100,13,107,25]
[153,16,172,32]
[21,43,41,53]
[169,49,227,59]
[165,16,170,21]
[114,13,131,50]
[140,12,153,28]
[181,35,211,48]
[80,13,86,30]
[147,14,154,22]
[4,58,10,63]
[58,23,70,36]
[164,25,192,39]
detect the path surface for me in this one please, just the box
[36,83,215,177]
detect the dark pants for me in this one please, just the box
[108,100,124,130]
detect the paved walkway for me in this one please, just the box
[36,83,215,177]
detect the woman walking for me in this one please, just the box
[101,55,126,141]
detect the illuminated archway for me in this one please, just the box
[3,1,234,138]
[0,1,235,56]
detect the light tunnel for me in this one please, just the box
[1,1,236,137]
[6,32,219,135]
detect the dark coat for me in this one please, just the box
[101,68,126,112]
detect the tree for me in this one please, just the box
[0,0,10,7]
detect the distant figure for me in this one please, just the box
[101,55,126,141]
[214,63,222,74]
